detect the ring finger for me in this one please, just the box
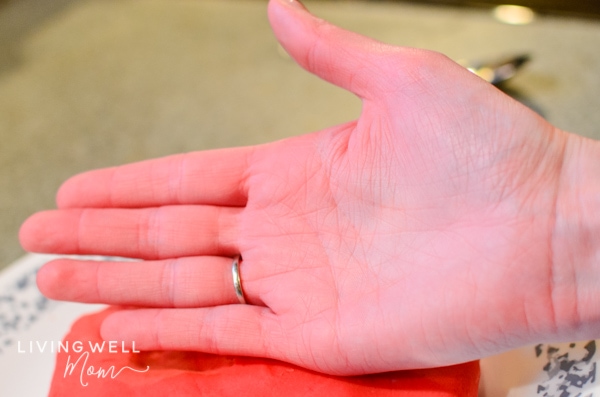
[37,256,250,307]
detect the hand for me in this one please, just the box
[21,0,574,375]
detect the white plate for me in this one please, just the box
[0,254,104,396]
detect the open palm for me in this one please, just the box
[21,0,570,375]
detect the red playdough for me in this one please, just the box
[48,309,479,396]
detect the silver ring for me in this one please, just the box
[231,255,246,304]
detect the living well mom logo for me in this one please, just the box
[18,339,150,386]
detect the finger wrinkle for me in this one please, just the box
[107,167,118,208]
[172,153,188,205]
[143,207,163,259]
[77,209,90,254]
[151,310,167,350]
[161,259,178,307]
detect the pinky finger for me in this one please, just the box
[100,306,281,359]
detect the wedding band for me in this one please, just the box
[231,255,246,304]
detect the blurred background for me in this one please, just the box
[1,0,599,271]
[407,0,600,19]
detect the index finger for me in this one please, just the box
[57,146,255,209]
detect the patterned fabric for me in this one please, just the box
[0,261,55,355]
[536,341,596,397]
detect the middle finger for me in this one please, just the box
[21,206,241,259]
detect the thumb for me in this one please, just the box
[267,0,398,100]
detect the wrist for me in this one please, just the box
[552,132,600,340]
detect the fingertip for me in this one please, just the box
[55,177,77,209]
[268,0,389,99]
[19,210,79,254]
[37,259,93,301]
[267,0,319,60]
[56,170,105,209]
[101,310,149,346]
[100,312,122,341]
[269,0,308,13]
[19,212,49,252]
[36,260,62,299]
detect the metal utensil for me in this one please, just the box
[461,54,531,85]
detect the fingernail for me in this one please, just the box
[284,0,308,11]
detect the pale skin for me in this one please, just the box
[19,0,600,375]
